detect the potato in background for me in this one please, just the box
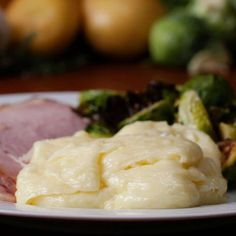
[0,8,10,50]
[6,0,81,55]
[82,0,165,58]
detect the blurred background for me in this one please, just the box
[1,0,236,78]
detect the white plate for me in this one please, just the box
[0,92,79,107]
[0,92,236,222]
[0,190,236,221]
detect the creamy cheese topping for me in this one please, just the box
[16,121,227,209]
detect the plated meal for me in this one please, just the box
[0,74,236,211]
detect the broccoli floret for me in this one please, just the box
[179,75,235,108]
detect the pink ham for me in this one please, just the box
[0,99,87,202]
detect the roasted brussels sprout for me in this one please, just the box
[219,122,236,140]
[149,10,206,66]
[119,100,174,128]
[188,43,231,77]
[178,90,215,138]
[179,75,235,108]
[219,140,236,187]
[189,0,236,41]
[78,90,120,115]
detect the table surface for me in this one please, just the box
[0,64,235,93]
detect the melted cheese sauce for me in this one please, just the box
[16,121,227,209]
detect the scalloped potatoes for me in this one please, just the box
[16,121,227,209]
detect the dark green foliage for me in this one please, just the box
[79,81,178,134]
[119,100,175,128]
[179,75,235,108]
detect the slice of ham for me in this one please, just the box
[0,99,87,202]
[0,171,16,202]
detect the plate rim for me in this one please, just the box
[0,91,79,107]
[0,198,236,221]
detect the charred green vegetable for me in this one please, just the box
[79,90,120,116]
[86,123,113,138]
[219,140,236,187]
[179,75,235,108]
[178,90,215,138]
[79,81,178,135]
[98,95,130,131]
[119,100,174,128]
[144,80,179,104]
[219,122,236,140]
[77,77,236,186]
